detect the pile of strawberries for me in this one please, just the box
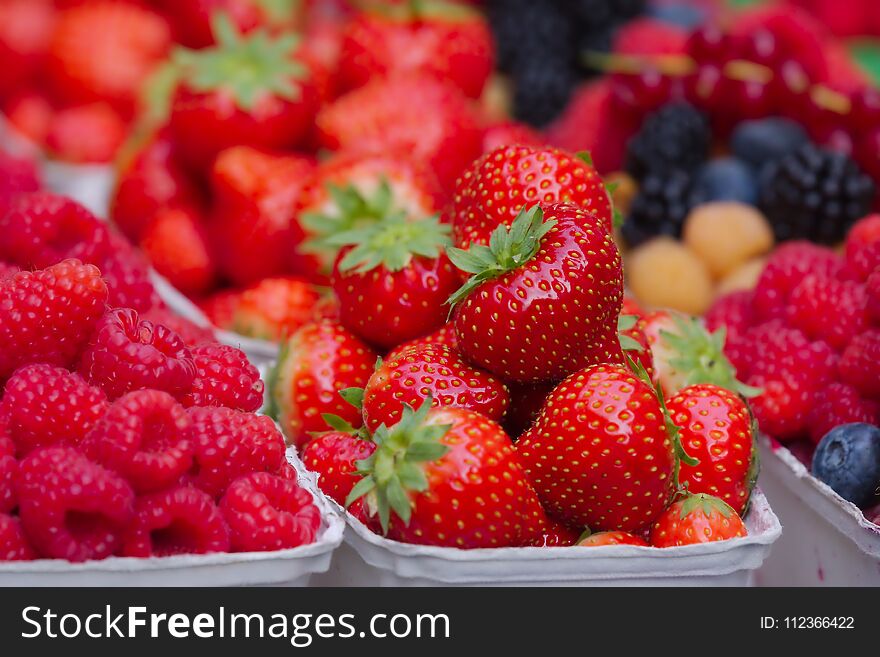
[269,143,758,550]
[0,189,322,563]
[707,215,880,450]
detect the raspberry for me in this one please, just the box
[0,259,109,379]
[705,291,754,345]
[0,453,16,513]
[187,406,286,498]
[785,274,868,351]
[78,308,196,401]
[839,330,880,401]
[0,261,19,281]
[867,271,880,325]
[1,364,108,457]
[0,514,36,561]
[141,306,216,347]
[302,433,377,505]
[17,447,135,561]
[97,235,160,312]
[220,472,320,552]
[807,383,879,444]
[0,192,112,269]
[181,344,264,412]
[122,485,229,557]
[845,214,880,281]
[0,151,40,217]
[82,390,194,493]
[752,242,844,321]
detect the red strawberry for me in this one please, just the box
[348,402,542,548]
[808,382,879,444]
[302,432,377,506]
[315,74,484,193]
[337,0,493,99]
[452,145,612,249]
[140,206,217,297]
[785,273,868,351]
[387,322,459,361]
[0,0,54,99]
[844,213,880,281]
[199,289,241,331]
[501,380,555,440]
[481,121,545,153]
[296,151,444,277]
[361,343,509,432]
[210,146,315,286]
[331,213,458,350]
[449,203,623,383]
[168,16,321,169]
[577,531,649,547]
[3,90,53,146]
[650,494,747,547]
[230,277,319,342]
[839,330,880,401]
[619,314,654,382]
[527,515,581,547]
[0,259,108,379]
[47,1,171,117]
[668,384,758,515]
[270,320,378,449]
[110,131,203,242]
[44,102,127,164]
[517,364,676,532]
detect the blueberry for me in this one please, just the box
[689,158,759,206]
[811,423,880,508]
[647,3,705,29]
[730,118,809,171]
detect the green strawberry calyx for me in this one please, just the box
[345,398,451,534]
[446,204,556,308]
[659,314,761,398]
[677,493,736,521]
[314,387,371,441]
[324,212,451,274]
[171,13,308,112]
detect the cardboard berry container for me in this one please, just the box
[311,489,781,587]
[0,449,345,587]
[754,436,880,586]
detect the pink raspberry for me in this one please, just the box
[0,151,40,217]
[16,447,135,561]
[785,274,868,351]
[182,343,264,412]
[0,192,112,269]
[839,330,880,401]
[220,472,320,552]
[97,235,161,312]
[186,406,286,498]
[807,382,879,444]
[753,242,845,321]
[141,306,216,347]
[78,308,196,400]
[705,290,754,345]
[0,261,19,281]
[0,452,16,513]
[1,364,107,457]
[867,270,880,325]
[82,390,194,493]
[845,214,880,281]
[0,259,109,379]
[0,514,37,561]
[122,485,230,557]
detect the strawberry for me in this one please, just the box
[637,311,758,398]
[3,90,54,147]
[168,15,321,169]
[301,431,376,506]
[270,320,378,449]
[387,322,459,361]
[210,146,315,286]
[0,0,54,100]
[140,206,217,297]
[516,364,676,532]
[47,1,171,118]
[451,145,613,249]
[501,380,555,440]
[230,277,319,342]
[330,213,459,349]
[650,494,747,547]
[337,0,493,99]
[577,531,649,547]
[347,401,541,548]
[297,151,444,277]
[619,314,654,382]
[448,203,624,383]
[667,384,759,515]
[111,131,202,242]
[361,343,509,433]
[44,102,126,164]
[315,74,484,193]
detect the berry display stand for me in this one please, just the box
[0,451,345,587]
[311,490,781,587]
[754,437,880,586]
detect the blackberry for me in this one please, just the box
[488,0,573,75]
[622,170,694,248]
[512,56,580,128]
[759,143,875,244]
[625,102,711,181]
